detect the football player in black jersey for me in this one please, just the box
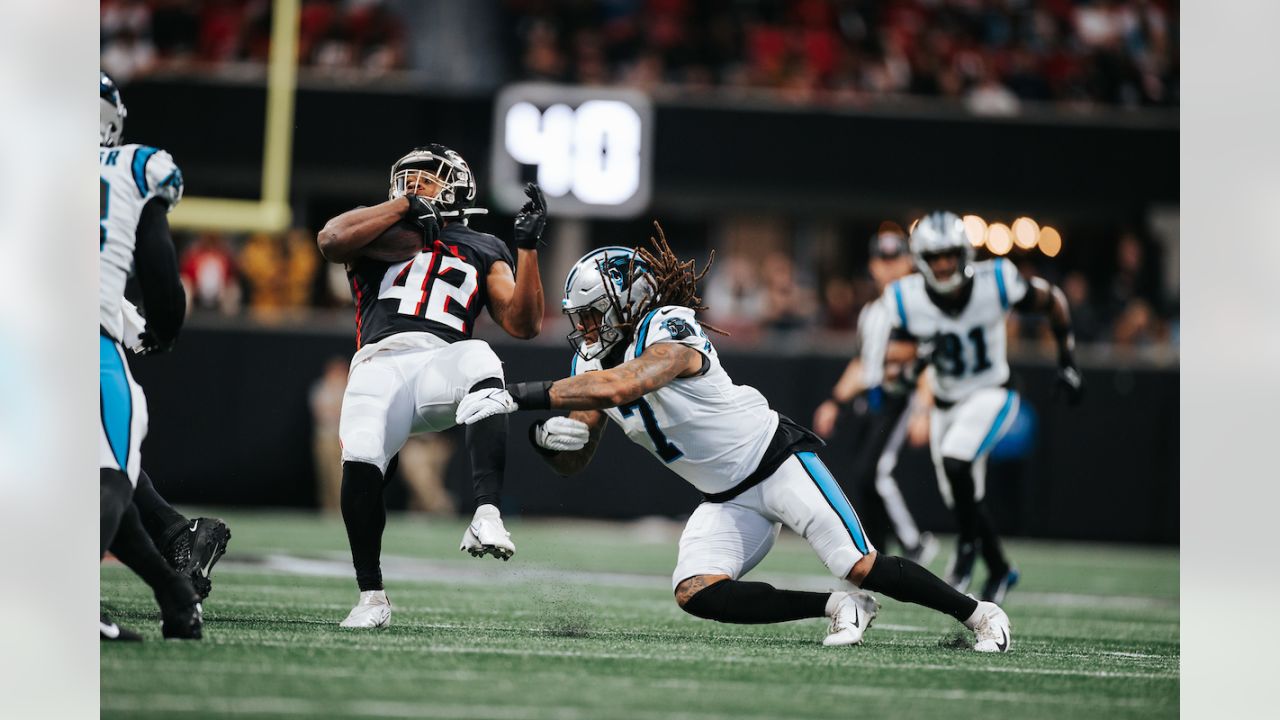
[316,144,547,628]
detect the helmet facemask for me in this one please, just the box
[387,145,488,221]
[563,252,655,361]
[909,211,975,295]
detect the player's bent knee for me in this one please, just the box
[674,574,730,610]
[340,431,389,473]
[846,551,878,587]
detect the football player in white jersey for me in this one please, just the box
[812,229,937,565]
[458,225,1013,652]
[99,72,202,640]
[884,211,1084,604]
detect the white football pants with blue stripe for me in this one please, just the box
[929,387,1020,506]
[672,452,874,590]
[100,335,148,486]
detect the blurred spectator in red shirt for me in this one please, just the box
[180,232,241,314]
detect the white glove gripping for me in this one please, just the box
[120,300,147,352]
[456,387,518,426]
[534,416,591,452]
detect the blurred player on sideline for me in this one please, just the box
[317,145,547,628]
[884,211,1084,603]
[460,225,1013,652]
[812,229,937,564]
[99,72,202,641]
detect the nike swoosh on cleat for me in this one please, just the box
[996,628,1009,652]
[852,605,860,628]
[189,520,199,533]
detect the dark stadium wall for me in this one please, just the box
[130,326,1178,545]
[120,80,1176,222]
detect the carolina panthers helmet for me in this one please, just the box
[100,71,127,147]
[388,144,487,221]
[562,246,656,360]
[909,210,974,294]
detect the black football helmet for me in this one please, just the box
[388,144,488,221]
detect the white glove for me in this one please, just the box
[534,416,591,452]
[120,300,147,352]
[455,387,518,425]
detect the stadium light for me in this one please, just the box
[1039,226,1063,257]
[962,215,987,247]
[167,0,298,232]
[986,223,1013,255]
[1012,217,1039,249]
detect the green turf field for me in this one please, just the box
[101,511,1178,719]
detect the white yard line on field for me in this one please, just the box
[214,553,1176,612]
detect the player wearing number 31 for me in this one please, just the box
[458,223,1014,652]
[317,145,547,628]
[884,211,1084,605]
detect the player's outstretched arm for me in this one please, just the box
[487,184,550,339]
[316,196,410,264]
[813,357,865,438]
[1018,277,1084,403]
[486,257,543,339]
[532,410,608,477]
[554,343,703,409]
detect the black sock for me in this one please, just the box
[133,469,190,547]
[861,554,979,623]
[110,503,182,591]
[466,378,507,509]
[101,469,133,560]
[975,503,1009,574]
[341,461,388,591]
[942,457,979,545]
[681,580,829,624]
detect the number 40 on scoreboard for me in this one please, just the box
[490,83,654,219]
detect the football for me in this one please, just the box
[361,219,424,263]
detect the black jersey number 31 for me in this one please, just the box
[379,252,479,332]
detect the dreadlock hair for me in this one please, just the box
[602,220,727,341]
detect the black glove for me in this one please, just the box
[1054,352,1085,406]
[135,330,176,355]
[405,194,441,249]
[513,182,548,250]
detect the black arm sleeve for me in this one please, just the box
[133,198,186,345]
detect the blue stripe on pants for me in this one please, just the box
[796,452,870,555]
[975,390,1017,458]
[100,335,132,470]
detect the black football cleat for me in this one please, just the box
[944,541,978,594]
[980,567,1020,605]
[157,577,203,640]
[100,613,143,642]
[163,517,231,601]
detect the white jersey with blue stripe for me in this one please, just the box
[885,259,1028,404]
[100,144,183,341]
[572,305,779,496]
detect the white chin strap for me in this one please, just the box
[438,208,488,218]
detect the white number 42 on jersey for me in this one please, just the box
[378,251,478,331]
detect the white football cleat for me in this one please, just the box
[967,600,1012,653]
[822,592,877,646]
[460,504,515,561]
[339,590,392,628]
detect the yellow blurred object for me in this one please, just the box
[1039,226,1063,257]
[986,223,1013,255]
[962,215,987,247]
[1012,217,1040,249]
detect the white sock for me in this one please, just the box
[824,592,849,617]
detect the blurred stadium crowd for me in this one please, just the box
[103,0,1176,111]
[169,222,1176,354]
